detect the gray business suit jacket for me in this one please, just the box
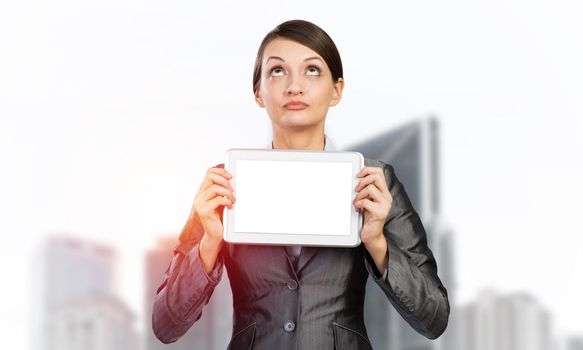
[152,158,450,349]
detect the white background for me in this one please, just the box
[1,0,582,348]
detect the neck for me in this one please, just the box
[271,125,326,151]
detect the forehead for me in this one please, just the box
[262,38,323,64]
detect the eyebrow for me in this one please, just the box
[266,56,324,64]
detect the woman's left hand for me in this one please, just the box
[353,166,393,245]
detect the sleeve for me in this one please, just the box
[362,161,450,340]
[151,239,225,344]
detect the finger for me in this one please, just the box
[353,198,375,213]
[199,171,234,193]
[356,167,380,183]
[356,166,382,178]
[355,172,386,193]
[201,184,236,204]
[197,195,233,217]
[212,195,234,209]
[360,167,388,193]
[209,166,233,179]
[201,194,234,212]
[353,184,383,204]
[353,184,370,203]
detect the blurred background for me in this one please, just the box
[1,0,582,349]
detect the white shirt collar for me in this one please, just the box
[267,134,337,151]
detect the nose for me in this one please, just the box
[286,74,304,95]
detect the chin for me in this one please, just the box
[281,110,317,122]
[279,119,318,130]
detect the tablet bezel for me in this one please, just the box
[222,148,364,247]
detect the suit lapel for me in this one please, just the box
[295,246,320,273]
[279,245,320,273]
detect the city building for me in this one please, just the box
[31,235,137,350]
[49,295,138,350]
[455,289,552,350]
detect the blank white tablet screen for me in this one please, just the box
[234,160,353,236]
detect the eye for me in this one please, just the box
[269,66,285,77]
[306,65,321,76]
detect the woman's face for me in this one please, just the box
[254,38,344,131]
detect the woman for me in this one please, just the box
[152,19,450,350]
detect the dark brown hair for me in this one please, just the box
[252,19,343,94]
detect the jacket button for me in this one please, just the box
[287,280,298,290]
[284,320,296,332]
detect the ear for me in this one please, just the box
[254,90,265,108]
[330,78,344,107]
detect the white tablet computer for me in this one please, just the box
[223,148,364,247]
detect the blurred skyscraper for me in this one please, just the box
[564,337,583,350]
[49,295,138,350]
[455,289,552,350]
[346,116,456,350]
[145,236,233,350]
[31,235,137,350]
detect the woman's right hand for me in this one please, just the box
[193,165,236,244]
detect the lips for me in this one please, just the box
[284,101,309,110]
